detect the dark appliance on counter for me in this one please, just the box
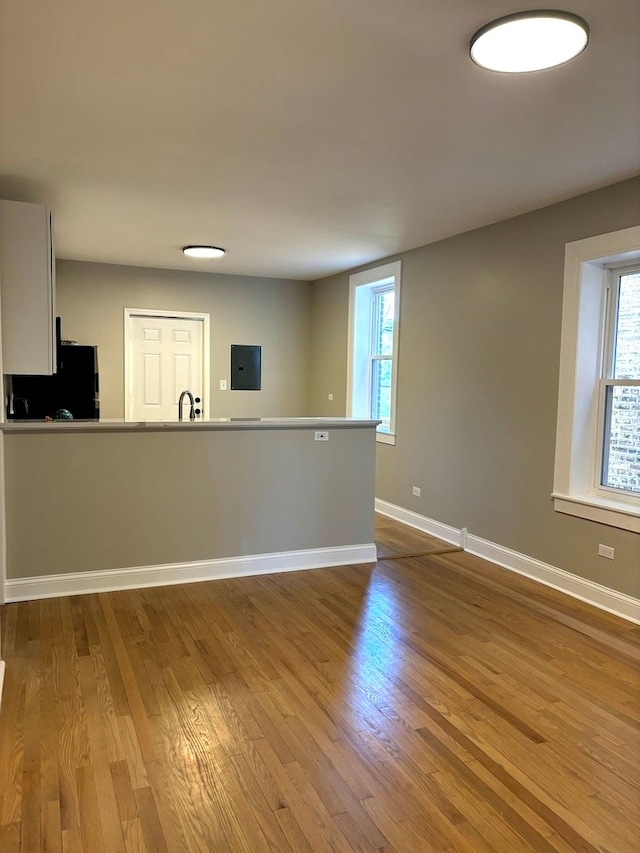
[56,343,100,418]
[7,322,100,419]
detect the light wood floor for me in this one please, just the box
[375,513,462,559]
[0,518,638,852]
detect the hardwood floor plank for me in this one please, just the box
[41,798,62,853]
[121,817,148,853]
[0,601,19,657]
[149,670,247,851]
[418,732,557,851]
[0,822,20,853]
[77,655,125,852]
[142,758,190,853]
[363,795,460,853]
[282,759,359,853]
[226,751,292,851]
[274,806,315,853]
[218,708,287,809]
[133,787,168,853]
[60,826,83,853]
[110,760,138,823]
[76,765,105,853]
[39,600,61,810]
[375,513,461,560]
[116,715,149,791]
[21,636,42,853]
[87,596,130,717]
[413,709,604,852]
[13,602,28,653]
[86,641,125,766]
[20,769,41,853]
[332,808,388,853]
[0,515,637,851]
[70,599,90,659]
[53,599,84,834]
[99,596,159,764]
[0,648,26,826]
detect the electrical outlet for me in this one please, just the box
[328,393,334,400]
[598,544,615,560]
[219,379,227,391]
[314,431,329,441]
[412,486,421,497]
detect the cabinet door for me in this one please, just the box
[0,200,56,375]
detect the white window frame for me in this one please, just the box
[553,226,640,533]
[347,261,401,445]
[597,264,640,498]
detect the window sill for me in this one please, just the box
[376,432,396,446]
[552,493,640,533]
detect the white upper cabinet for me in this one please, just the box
[0,200,56,375]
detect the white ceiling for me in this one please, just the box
[1,0,639,281]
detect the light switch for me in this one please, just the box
[219,379,227,391]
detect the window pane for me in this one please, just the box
[602,384,640,493]
[371,358,392,432]
[373,290,394,356]
[613,272,640,379]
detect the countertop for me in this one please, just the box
[0,417,381,434]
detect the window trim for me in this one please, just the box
[347,261,401,445]
[553,226,640,533]
[595,265,640,499]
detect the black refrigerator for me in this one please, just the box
[9,344,99,420]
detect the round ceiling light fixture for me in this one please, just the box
[182,245,226,259]
[470,10,589,73]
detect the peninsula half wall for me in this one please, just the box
[1,419,378,601]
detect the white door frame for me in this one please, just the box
[124,308,211,421]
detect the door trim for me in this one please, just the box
[124,308,211,421]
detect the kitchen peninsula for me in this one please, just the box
[1,418,378,601]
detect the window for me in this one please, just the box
[600,267,640,494]
[553,226,640,533]
[348,261,401,444]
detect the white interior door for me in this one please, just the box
[126,312,208,421]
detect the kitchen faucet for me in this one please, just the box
[177,389,196,421]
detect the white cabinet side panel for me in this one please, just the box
[0,200,55,375]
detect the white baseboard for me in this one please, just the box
[4,543,377,603]
[375,499,640,625]
[465,533,640,625]
[375,499,462,546]
[0,660,5,712]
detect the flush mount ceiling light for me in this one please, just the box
[182,245,225,259]
[470,10,589,73]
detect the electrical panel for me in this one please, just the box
[230,344,261,390]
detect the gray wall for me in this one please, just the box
[310,177,640,598]
[56,260,312,419]
[4,427,376,578]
